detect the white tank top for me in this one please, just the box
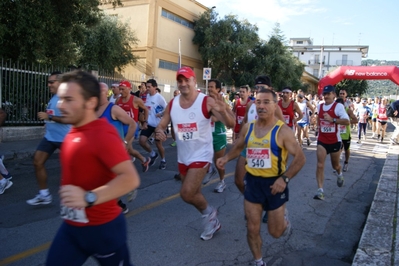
[247,103,258,123]
[297,101,309,123]
[170,93,213,165]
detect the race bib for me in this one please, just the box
[320,120,336,133]
[211,121,215,133]
[283,115,290,124]
[46,109,55,115]
[339,125,347,134]
[177,123,199,141]
[379,113,387,119]
[246,148,271,169]
[60,205,89,223]
[237,116,244,124]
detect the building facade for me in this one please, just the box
[99,0,208,100]
[289,37,369,79]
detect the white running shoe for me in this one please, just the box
[214,181,226,193]
[127,189,138,202]
[27,193,52,205]
[200,208,221,240]
[0,179,13,194]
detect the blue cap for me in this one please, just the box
[323,85,335,94]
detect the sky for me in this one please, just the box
[197,0,399,61]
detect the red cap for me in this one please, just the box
[176,67,195,79]
[119,80,131,88]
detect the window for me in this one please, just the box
[296,41,303,44]
[161,9,194,29]
[313,69,319,77]
[159,60,179,71]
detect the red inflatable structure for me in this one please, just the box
[318,66,399,95]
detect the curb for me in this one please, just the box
[352,145,398,266]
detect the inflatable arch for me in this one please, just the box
[318,66,399,95]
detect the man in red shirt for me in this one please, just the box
[116,80,151,171]
[232,85,251,139]
[46,70,140,266]
[277,87,303,130]
[314,85,350,200]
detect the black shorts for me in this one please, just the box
[378,120,387,126]
[317,141,342,154]
[244,172,289,211]
[341,138,351,151]
[36,137,62,155]
[140,125,166,139]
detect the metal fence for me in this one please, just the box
[0,59,175,126]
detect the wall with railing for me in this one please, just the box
[0,59,193,126]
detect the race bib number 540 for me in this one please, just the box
[246,148,271,169]
[60,205,89,223]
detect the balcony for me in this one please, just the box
[336,60,353,66]
[308,60,325,68]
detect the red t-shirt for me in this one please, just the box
[278,100,295,127]
[116,95,139,122]
[234,98,250,133]
[61,118,130,226]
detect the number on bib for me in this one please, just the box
[246,148,271,169]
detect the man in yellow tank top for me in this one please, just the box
[217,88,306,266]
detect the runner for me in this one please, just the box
[232,85,251,140]
[139,79,168,170]
[46,70,139,266]
[27,71,71,205]
[278,87,303,130]
[314,85,350,200]
[376,98,389,143]
[116,80,151,168]
[216,88,306,266]
[154,66,235,240]
[296,93,315,147]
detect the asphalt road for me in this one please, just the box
[0,128,391,266]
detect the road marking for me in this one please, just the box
[0,173,233,265]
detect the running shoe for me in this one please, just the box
[0,179,12,194]
[149,152,159,166]
[381,138,384,143]
[214,181,226,193]
[27,193,52,205]
[202,167,217,185]
[118,200,129,214]
[159,160,166,170]
[313,189,324,200]
[281,209,291,237]
[142,157,150,172]
[174,173,181,181]
[356,140,361,144]
[170,141,176,147]
[148,137,154,145]
[127,189,138,202]
[337,174,344,187]
[1,172,12,180]
[253,261,266,266]
[307,138,310,146]
[343,163,348,172]
[200,208,221,240]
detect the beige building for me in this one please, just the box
[100,0,209,100]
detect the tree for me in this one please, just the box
[335,79,369,97]
[0,0,134,70]
[78,16,139,72]
[193,11,304,89]
[193,11,260,86]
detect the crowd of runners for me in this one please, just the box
[0,67,397,266]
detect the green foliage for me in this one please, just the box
[79,16,139,72]
[193,11,304,90]
[0,0,134,71]
[361,59,399,97]
[335,79,369,97]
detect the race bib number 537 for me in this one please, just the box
[177,123,199,141]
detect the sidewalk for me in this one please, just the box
[1,135,398,265]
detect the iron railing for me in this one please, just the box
[0,59,182,126]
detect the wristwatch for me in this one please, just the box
[281,175,290,184]
[85,191,97,208]
[333,118,337,123]
[48,115,53,121]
